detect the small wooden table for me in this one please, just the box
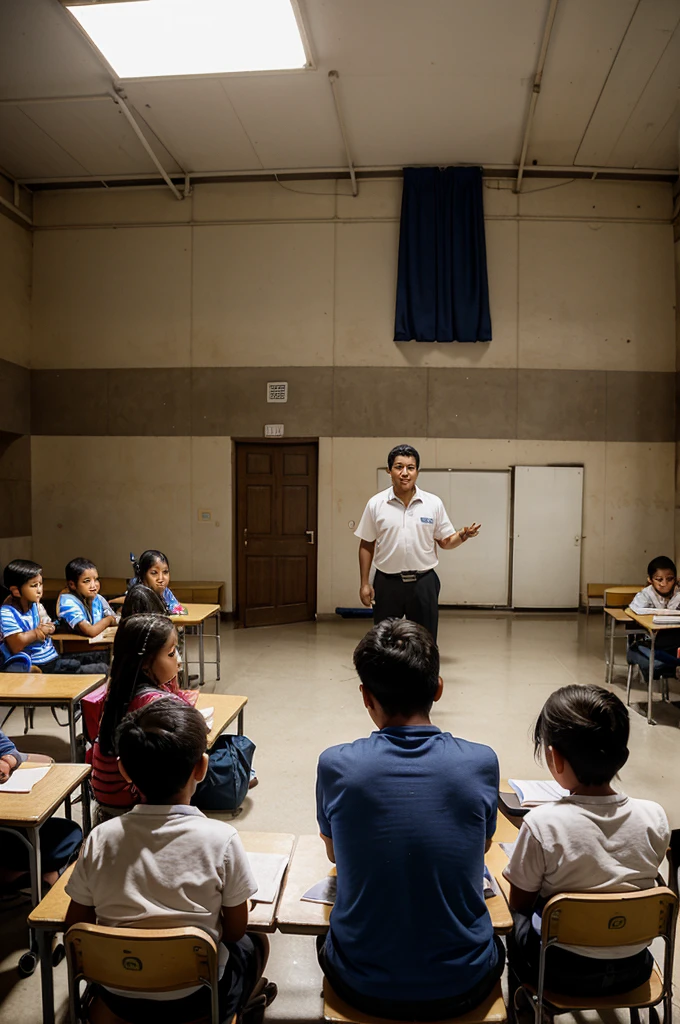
[51,627,116,656]
[604,586,644,604]
[0,673,106,763]
[625,610,680,724]
[604,607,633,685]
[172,604,221,687]
[196,692,248,741]
[28,830,293,1024]
[276,834,513,936]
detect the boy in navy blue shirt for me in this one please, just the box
[315,618,504,1021]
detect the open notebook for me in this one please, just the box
[507,779,569,807]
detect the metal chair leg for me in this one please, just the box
[626,663,634,705]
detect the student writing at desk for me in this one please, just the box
[315,619,503,1021]
[503,686,669,999]
[627,555,680,673]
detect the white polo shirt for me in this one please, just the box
[66,803,257,998]
[355,485,456,574]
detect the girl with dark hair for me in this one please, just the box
[503,685,669,1000]
[128,550,187,615]
[120,584,167,619]
[92,614,197,819]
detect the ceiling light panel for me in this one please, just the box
[66,0,309,79]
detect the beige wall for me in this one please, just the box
[28,178,678,611]
[31,435,232,605]
[0,213,31,369]
[32,178,675,372]
[0,211,32,556]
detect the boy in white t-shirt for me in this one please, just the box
[65,700,276,1023]
[503,685,669,998]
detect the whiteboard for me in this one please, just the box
[375,469,511,606]
[512,466,583,608]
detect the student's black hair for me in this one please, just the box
[353,617,439,717]
[98,613,177,756]
[534,684,629,786]
[121,585,168,619]
[3,559,43,591]
[65,557,98,585]
[647,555,677,578]
[387,444,420,471]
[130,550,171,584]
[116,700,208,804]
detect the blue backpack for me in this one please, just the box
[193,733,256,811]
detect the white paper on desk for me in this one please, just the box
[652,615,680,625]
[302,876,337,906]
[247,852,289,904]
[483,866,500,900]
[508,779,569,807]
[199,707,214,719]
[0,765,51,793]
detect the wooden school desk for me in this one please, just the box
[0,672,106,763]
[625,610,680,724]
[276,834,513,936]
[28,831,294,1024]
[51,626,116,657]
[171,604,221,687]
[196,691,249,741]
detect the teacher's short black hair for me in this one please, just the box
[387,444,420,470]
[354,618,439,716]
[534,684,629,786]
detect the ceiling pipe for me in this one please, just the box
[110,92,184,201]
[0,93,111,106]
[328,71,358,197]
[16,162,677,187]
[515,0,560,194]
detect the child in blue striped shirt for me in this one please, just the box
[0,560,107,674]
[57,557,118,638]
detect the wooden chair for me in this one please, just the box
[65,923,220,1024]
[516,887,677,1024]
[323,977,507,1024]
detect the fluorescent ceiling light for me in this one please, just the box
[67,0,309,78]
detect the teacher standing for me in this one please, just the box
[355,444,481,643]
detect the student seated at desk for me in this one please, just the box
[628,555,680,669]
[0,560,107,675]
[129,550,187,615]
[0,728,82,891]
[56,557,118,639]
[65,701,274,1023]
[91,614,197,821]
[315,618,504,1022]
[503,685,669,998]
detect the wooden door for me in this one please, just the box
[236,442,318,627]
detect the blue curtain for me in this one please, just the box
[394,166,492,343]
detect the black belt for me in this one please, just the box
[378,568,433,583]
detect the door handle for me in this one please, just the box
[244,528,248,548]
[305,530,315,545]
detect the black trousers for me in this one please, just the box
[373,569,440,643]
[317,935,505,1022]
[507,910,653,998]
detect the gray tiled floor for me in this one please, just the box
[1,612,679,1023]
